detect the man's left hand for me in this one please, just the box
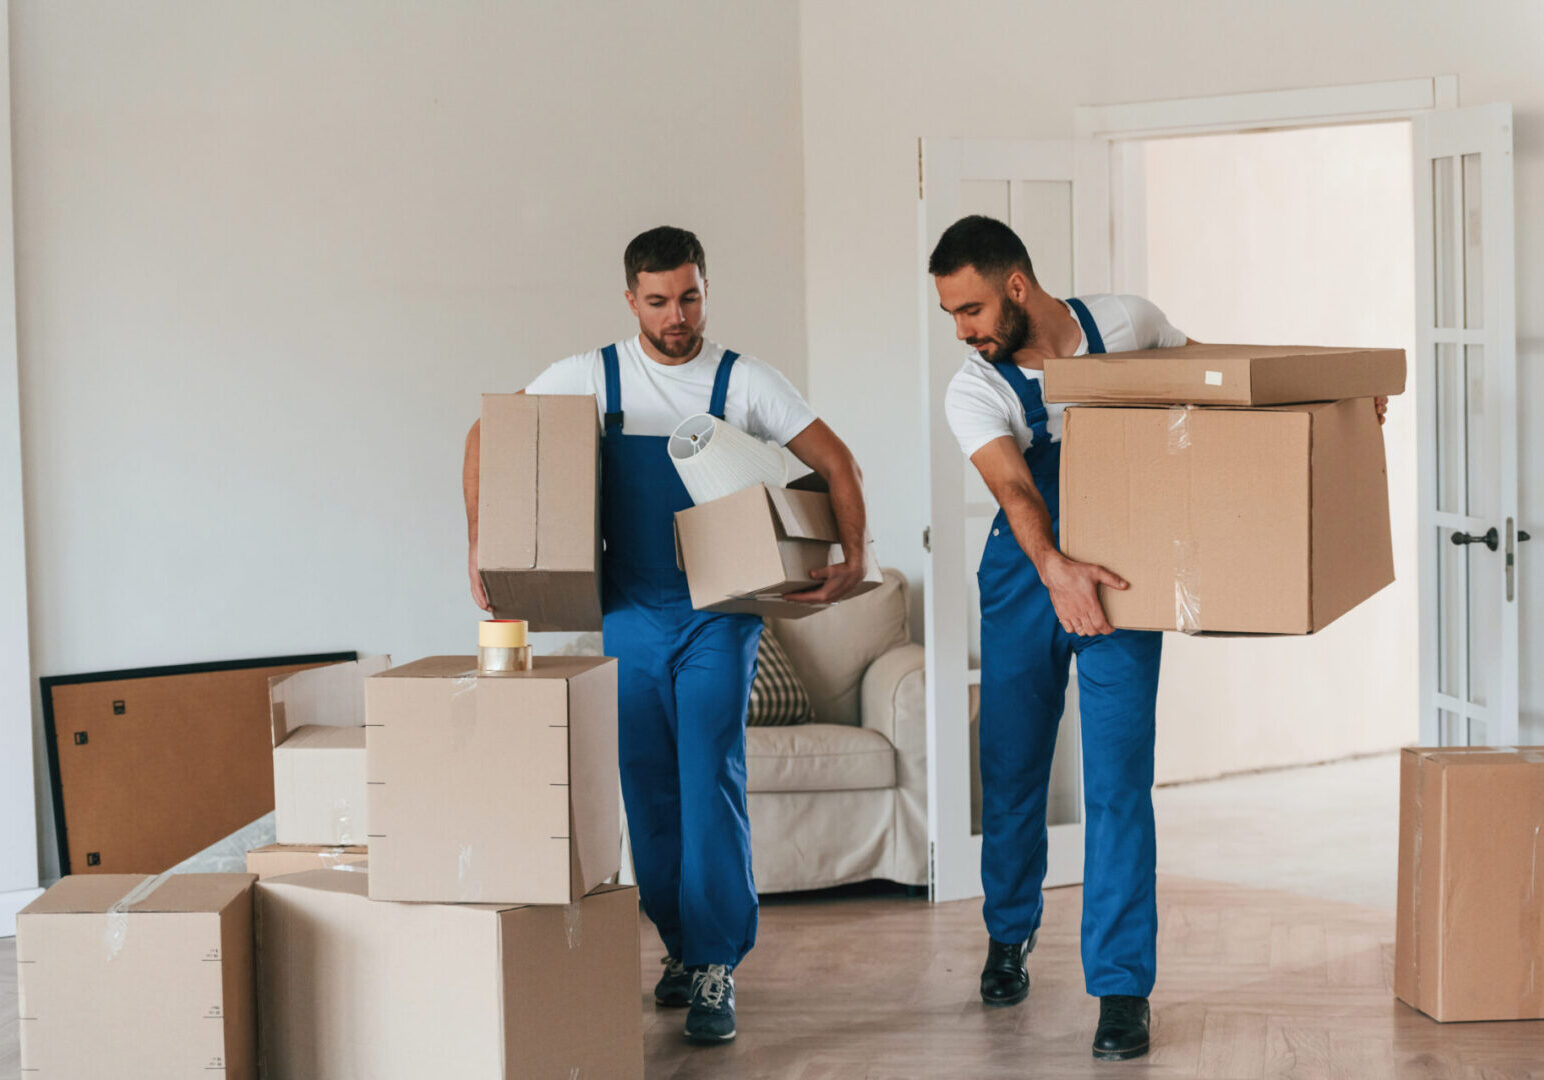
[783,559,867,604]
[1374,395,1389,425]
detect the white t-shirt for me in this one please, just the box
[525,336,817,445]
[944,294,1186,460]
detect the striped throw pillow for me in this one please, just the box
[746,627,813,726]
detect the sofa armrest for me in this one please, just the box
[860,643,926,790]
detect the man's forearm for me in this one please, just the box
[463,420,481,544]
[823,456,867,567]
[1000,480,1059,573]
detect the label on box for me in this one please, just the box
[1204,370,1223,386]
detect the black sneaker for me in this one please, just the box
[979,931,1035,1006]
[683,964,736,1044]
[1092,995,1150,1061]
[654,955,692,1008]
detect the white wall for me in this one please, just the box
[1143,123,1418,783]
[13,0,807,880]
[799,0,1544,744]
[0,1,42,928]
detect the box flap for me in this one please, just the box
[479,394,540,572]
[21,872,255,916]
[373,655,612,682]
[765,486,840,542]
[270,655,391,747]
[534,396,601,573]
[275,723,367,752]
[260,867,520,913]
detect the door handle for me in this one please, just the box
[1451,527,1499,551]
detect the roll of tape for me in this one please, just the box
[479,619,528,649]
[668,414,787,506]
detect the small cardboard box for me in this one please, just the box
[1059,398,1393,634]
[365,655,620,904]
[479,393,602,631]
[269,656,390,845]
[674,482,882,619]
[256,870,644,1080]
[245,843,367,880]
[1395,746,1544,1022]
[1044,343,1406,405]
[17,873,257,1080]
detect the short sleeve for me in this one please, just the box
[524,352,595,395]
[1118,295,1188,349]
[740,358,818,446]
[945,368,1016,459]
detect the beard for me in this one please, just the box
[643,322,704,360]
[970,297,1035,361]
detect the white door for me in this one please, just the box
[1413,103,1524,747]
[919,138,1111,903]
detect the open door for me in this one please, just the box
[1413,103,1524,747]
[918,138,1110,902]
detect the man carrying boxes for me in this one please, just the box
[929,214,1393,1062]
[463,226,869,1043]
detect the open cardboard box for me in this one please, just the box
[268,656,390,846]
[674,474,881,619]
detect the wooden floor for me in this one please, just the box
[640,875,1544,1080]
[3,874,1542,1078]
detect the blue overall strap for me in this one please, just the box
[992,359,1052,445]
[1065,297,1107,355]
[601,343,623,430]
[708,349,740,419]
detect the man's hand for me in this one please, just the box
[1374,395,1389,426]
[783,555,867,605]
[1039,552,1127,636]
[468,543,491,612]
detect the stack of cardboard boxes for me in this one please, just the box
[1046,343,1407,635]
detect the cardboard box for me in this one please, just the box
[269,656,390,845]
[674,482,883,619]
[245,843,367,880]
[16,873,256,1079]
[365,655,620,904]
[479,393,602,631]
[1044,343,1406,405]
[256,870,643,1080]
[1059,399,1393,634]
[1395,747,1544,1022]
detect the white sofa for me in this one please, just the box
[747,568,927,892]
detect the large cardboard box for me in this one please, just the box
[16,873,257,1079]
[1060,399,1393,634]
[245,843,367,880]
[1044,343,1406,405]
[1395,747,1544,1022]
[269,656,390,845]
[365,655,620,903]
[255,870,644,1080]
[674,482,882,619]
[479,393,602,631]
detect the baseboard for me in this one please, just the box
[1,885,44,937]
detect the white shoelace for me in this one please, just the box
[692,964,732,1009]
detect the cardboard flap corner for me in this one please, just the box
[269,656,391,748]
[764,486,839,542]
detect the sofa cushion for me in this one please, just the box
[768,568,910,726]
[746,627,813,726]
[746,723,896,793]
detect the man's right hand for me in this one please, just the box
[1039,552,1126,637]
[469,544,491,612]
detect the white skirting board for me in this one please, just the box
[1,885,44,938]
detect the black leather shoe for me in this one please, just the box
[979,937,1031,1006]
[1092,995,1150,1061]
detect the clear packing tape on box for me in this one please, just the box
[1167,406,1202,633]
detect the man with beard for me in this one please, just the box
[930,215,1388,1061]
[463,225,868,1046]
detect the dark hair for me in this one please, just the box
[928,214,1036,285]
[624,226,707,289]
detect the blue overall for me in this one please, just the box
[599,343,763,970]
[977,298,1164,998]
